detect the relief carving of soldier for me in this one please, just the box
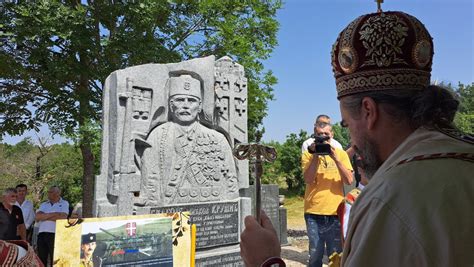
[135,74,239,206]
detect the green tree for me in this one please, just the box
[0,1,281,216]
[261,140,284,186]
[332,122,350,148]
[453,82,473,134]
[41,143,83,206]
[0,138,38,190]
[275,130,309,194]
[0,139,83,207]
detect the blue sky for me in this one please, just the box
[261,0,473,142]
[3,0,473,144]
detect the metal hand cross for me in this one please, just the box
[233,131,277,223]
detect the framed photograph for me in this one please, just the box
[54,213,191,267]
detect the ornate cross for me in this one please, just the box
[126,222,137,237]
[233,131,277,223]
[376,0,384,13]
[235,99,246,117]
[215,75,247,123]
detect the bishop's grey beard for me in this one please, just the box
[355,137,383,180]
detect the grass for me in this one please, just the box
[281,189,306,229]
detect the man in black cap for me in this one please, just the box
[80,233,102,267]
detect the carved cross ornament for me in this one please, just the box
[376,0,384,12]
[233,132,277,223]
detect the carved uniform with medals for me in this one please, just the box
[136,74,239,206]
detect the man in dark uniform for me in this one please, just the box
[80,233,102,267]
[0,188,26,241]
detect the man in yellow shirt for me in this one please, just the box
[302,122,353,267]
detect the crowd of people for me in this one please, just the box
[0,185,69,267]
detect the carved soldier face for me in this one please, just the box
[169,94,202,124]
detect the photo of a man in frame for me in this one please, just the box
[80,233,102,267]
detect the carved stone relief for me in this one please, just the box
[94,56,248,216]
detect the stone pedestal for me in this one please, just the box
[196,244,242,267]
[279,207,289,245]
[241,184,288,244]
[133,198,250,265]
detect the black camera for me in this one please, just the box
[308,134,331,155]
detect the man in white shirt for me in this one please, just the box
[301,115,343,153]
[15,184,35,242]
[36,186,69,266]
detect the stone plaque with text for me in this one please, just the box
[196,251,242,267]
[261,185,280,234]
[150,201,239,248]
[242,184,281,240]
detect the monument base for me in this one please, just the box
[133,198,250,248]
[196,244,242,267]
[93,198,250,266]
[241,184,288,244]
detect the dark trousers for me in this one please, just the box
[304,214,342,267]
[26,226,34,243]
[37,232,55,267]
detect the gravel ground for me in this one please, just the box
[281,245,308,266]
[282,231,329,267]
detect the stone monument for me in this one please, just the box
[93,55,250,266]
[242,184,288,245]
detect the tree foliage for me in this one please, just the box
[278,130,309,193]
[332,122,350,148]
[0,0,281,137]
[261,140,283,186]
[0,138,83,207]
[453,82,473,134]
[0,1,281,216]
[262,130,309,194]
